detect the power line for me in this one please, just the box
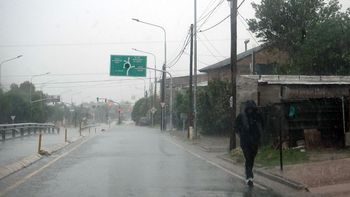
[198,36,221,61]
[238,11,259,45]
[43,81,146,89]
[238,0,247,9]
[168,40,190,68]
[200,15,230,33]
[0,39,193,48]
[199,0,249,33]
[197,0,225,31]
[183,52,210,66]
[168,29,191,66]
[198,0,221,22]
[3,73,109,78]
[200,33,226,58]
[168,27,192,68]
[33,78,153,85]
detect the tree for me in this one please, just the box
[292,10,350,74]
[0,81,66,123]
[197,80,231,135]
[173,90,190,129]
[131,96,161,125]
[47,103,65,123]
[248,0,350,74]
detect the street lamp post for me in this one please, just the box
[29,72,50,121]
[0,55,23,89]
[132,48,157,127]
[143,67,173,131]
[29,72,50,103]
[132,18,167,131]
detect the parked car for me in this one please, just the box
[137,117,150,126]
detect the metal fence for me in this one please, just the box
[0,123,59,141]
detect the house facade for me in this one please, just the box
[199,46,288,81]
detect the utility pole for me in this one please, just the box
[161,65,165,131]
[189,24,194,137]
[193,0,198,138]
[228,0,237,150]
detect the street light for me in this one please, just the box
[0,55,23,89]
[132,18,167,131]
[29,72,50,121]
[29,72,50,102]
[132,48,158,127]
[145,67,173,131]
[137,66,173,131]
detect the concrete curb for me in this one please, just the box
[0,154,42,180]
[254,168,309,191]
[217,154,308,191]
[199,145,228,153]
[0,136,85,180]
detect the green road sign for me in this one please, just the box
[110,55,147,77]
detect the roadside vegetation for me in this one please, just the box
[0,82,64,123]
[0,82,123,125]
[248,0,350,74]
[231,146,308,167]
[231,145,350,167]
[131,95,161,126]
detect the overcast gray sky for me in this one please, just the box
[1,0,349,104]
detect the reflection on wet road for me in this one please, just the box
[2,125,280,197]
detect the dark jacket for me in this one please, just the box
[234,100,263,147]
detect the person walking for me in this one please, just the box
[234,100,263,187]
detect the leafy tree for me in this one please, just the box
[173,90,190,129]
[291,10,350,74]
[197,80,231,135]
[248,0,350,74]
[0,91,30,123]
[47,103,65,123]
[131,96,161,125]
[0,81,66,124]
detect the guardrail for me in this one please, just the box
[0,123,59,141]
[79,123,99,136]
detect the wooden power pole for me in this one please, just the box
[229,0,237,150]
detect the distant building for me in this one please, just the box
[163,74,208,91]
[199,46,288,81]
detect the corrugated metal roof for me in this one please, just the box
[199,45,263,72]
[240,75,350,85]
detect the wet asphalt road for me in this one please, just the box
[1,125,281,197]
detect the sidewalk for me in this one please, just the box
[0,125,107,180]
[168,129,350,197]
[0,127,79,167]
[267,158,350,196]
[170,129,230,152]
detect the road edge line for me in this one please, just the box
[0,135,94,196]
[165,137,267,190]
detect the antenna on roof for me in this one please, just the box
[244,39,250,52]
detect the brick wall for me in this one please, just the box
[236,75,259,116]
[205,48,288,81]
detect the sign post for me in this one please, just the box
[10,115,15,124]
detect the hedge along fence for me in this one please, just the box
[172,80,232,135]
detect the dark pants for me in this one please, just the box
[241,144,258,179]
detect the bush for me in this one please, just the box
[197,80,231,135]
